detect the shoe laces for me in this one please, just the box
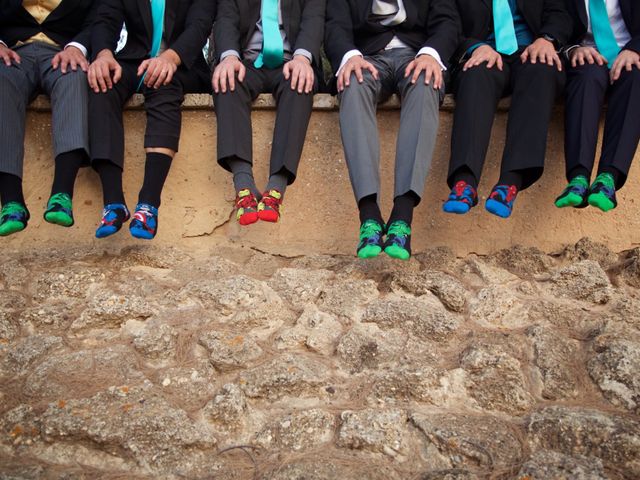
[1,202,28,221]
[387,221,411,237]
[236,190,257,209]
[261,190,282,209]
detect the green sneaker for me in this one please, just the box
[44,192,74,227]
[588,173,617,212]
[0,202,30,237]
[555,175,589,208]
[357,219,385,259]
[384,220,411,260]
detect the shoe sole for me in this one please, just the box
[485,199,512,218]
[357,245,382,259]
[238,212,259,225]
[0,221,27,236]
[443,201,471,214]
[384,245,410,260]
[44,212,74,227]
[588,193,616,212]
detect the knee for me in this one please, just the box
[617,66,640,85]
[568,63,609,88]
[339,71,378,100]
[53,69,88,90]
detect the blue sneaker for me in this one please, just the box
[95,203,130,238]
[443,181,478,214]
[485,184,518,218]
[129,203,158,240]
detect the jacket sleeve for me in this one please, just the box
[170,0,217,69]
[324,0,357,73]
[293,0,326,63]
[71,0,102,57]
[540,0,573,47]
[423,0,461,68]
[90,0,126,60]
[213,0,242,61]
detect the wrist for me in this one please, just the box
[163,48,181,66]
[96,49,114,60]
[293,54,311,64]
[539,35,558,49]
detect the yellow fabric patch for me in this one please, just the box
[22,0,63,47]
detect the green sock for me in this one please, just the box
[555,175,589,208]
[0,202,29,236]
[357,219,384,259]
[588,173,617,212]
[44,192,74,227]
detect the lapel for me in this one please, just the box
[138,0,154,43]
[164,0,177,41]
[246,0,261,45]
[281,0,291,39]
[481,0,491,9]
[41,0,75,23]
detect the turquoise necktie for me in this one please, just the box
[139,0,166,90]
[589,0,620,68]
[493,0,518,55]
[254,0,284,69]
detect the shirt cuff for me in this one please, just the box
[336,49,363,77]
[220,49,241,61]
[417,47,446,71]
[0,40,7,48]
[65,42,87,57]
[293,48,312,63]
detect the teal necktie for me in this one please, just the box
[493,0,518,55]
[254,0,284,69]
[139,0,166,90]
[589,0,620,68]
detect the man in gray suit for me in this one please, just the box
[0,0,97,236]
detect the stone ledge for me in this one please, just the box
[28,92,512,112]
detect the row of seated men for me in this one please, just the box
[0,0,638,261]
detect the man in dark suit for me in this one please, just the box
[325,0,459,260]
[0,0,97,236]
[555,0,639,212]
[442,0,571,218]
[212,0,325,226]
[87,0,216,239]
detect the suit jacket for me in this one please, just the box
[213,0,326,68]
[453,0,572,61]
[566,0,640,54]
[0,0,98,51]
[324,0,459,73]
[91,0,216,72]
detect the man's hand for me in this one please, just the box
[521,38,562,71]
[404,54,444,89]
[336,55,378,92]
[463,44,503,71]
[52,46,88,73]
[610,49,640,83]
[88,49,122,93]
[0,43,20,66]
[569,46,607,67]
[137,49,181,89]
[283,55,314,94]
[212,55,246,93]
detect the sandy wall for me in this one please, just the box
[8,94,640,256]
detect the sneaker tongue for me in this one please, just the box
[268,190,282,199]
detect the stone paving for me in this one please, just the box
[1,238,640,479]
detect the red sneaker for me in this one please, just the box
[257,189,283,222]
[235,189,259,225]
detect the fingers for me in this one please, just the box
[366,61,379,80]
[237,63,246,83]
[305,67,314,94]
[137,59,150,77]
[290,63,301,91]
[0,48,20,66]
[60,55,70,74]
[153,68,169,89]
[497,54,504,71]
[486,54,496,69]
[212,67,220,93]
[52,53,61,70]
[411,61,423,84]
[283,61,291,80]
[404,59,416,78]
[78,57,89,72]
[520,48,529,63]
[354,63,364,83]
[88,66,97,91]
[96,63,109,92]
[144,60,161,87]
[227,65,236,92]
[342,63,354,89]
[112,62,122,84]
[553,53,562,72]
[219,66,228,93]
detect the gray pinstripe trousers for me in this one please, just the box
[0,42,88,178]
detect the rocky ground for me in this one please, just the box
[1,238,640,479]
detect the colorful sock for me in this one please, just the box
[94,159,125,205]
[95,203,130,239]
[235,189,259,225]
[129,203,158,240]
[0,173,25,206]
[357,218,385,259]
[44,192,74,227]
[384,220,411,260]
[449,166,479,190]
[228,156,260,199]
[257,189,283,222]
[555,175,589,209]
[138,152,172,207]
[443,181,478,214]
[388,192,418,225]
[0,202,29,236]
[588,172,617,212]
[358,195,384,225]
[485,184,518,218]
[51,149,85,198]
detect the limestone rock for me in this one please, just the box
[73,290,153,330]
[336,322,407,373]
[203,384,247,433]
[264,458,401,480]
[563,237,618,269]
[488,244,554,276]
[199,331,264,371]
[527,406,640,476]
[414,246,458,272]
[0,312,19,342]
[463,257,519,285]
[337,409,407,456]
[527,299,602,338]
[0,291,27,310]
[270,268,334,310]
[516,450,607,480]
[255,409,335,451]
[470,285,529,328]
[419,471,479,480]
[621,247,640,288]
[33,266,106,301]
[0,335,63,377]
[152,364,218,411]
[132,322,178,359]
[390,271,467,312]
[550,260,612,304]
[224,302,296,340]
[460,343,534,415]
[366,365,441,405]
[274,305,343,355]
[316,277,379,320]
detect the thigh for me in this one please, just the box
[1,44,39,100]
[452,60,511,98]
[509,60,564,95]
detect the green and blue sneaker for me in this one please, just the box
[384,220,411,260]
[555,175,589,209]
[0,202,29,236]
[357,219,385,259]
[44,192,74,226]
[588,173,617,212]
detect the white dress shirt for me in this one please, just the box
[581,0,631,48]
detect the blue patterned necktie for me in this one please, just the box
[254,0,284,69]
[589,0,620,68]
[493,0,518,55]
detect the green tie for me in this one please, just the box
[589,0,620,68]
[254,0,284,69]
[138,0,165,90]
[493,0,518,55]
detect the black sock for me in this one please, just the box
[51,149,86,198]
[94,159,125,205]
[0,173,25,206]
[450,166,478,190]
[227,156,259,197]
[138,152,173,207]
[498,170,523,190]
[568,166,590,181]
[358,194,383,225]
[388,192,418,225]
[266,170,289,197]
[598,165,621,186]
